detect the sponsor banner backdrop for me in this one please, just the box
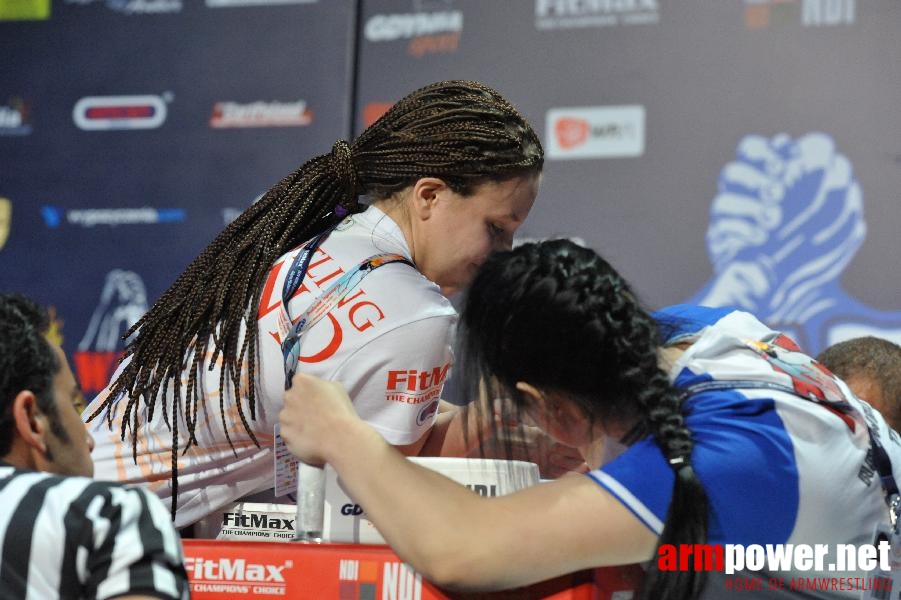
[355,0,901,359]
[0,0,356,396]
[2,0,900,399]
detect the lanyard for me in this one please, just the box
[278,228,413,389]
[281,228,333,308]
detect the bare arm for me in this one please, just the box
[391,401,468,457]
[404,398,588,477]
[279,373,656,591]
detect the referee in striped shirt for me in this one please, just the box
[0,293,189,599]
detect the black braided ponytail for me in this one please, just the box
[87,80,543,518]
[460,238,709,600]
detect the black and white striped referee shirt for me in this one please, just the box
[0,462,189,599]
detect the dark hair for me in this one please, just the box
[459,239,708,600]
[0,293,66,456]
[86,80,543,515]
[817,336,901,420]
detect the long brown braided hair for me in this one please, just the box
[460,239,709,600]
[86,80,543,515]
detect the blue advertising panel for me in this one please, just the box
[355,0,901,356]
[0,0,357,395]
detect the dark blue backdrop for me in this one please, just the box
[3,0,900,398]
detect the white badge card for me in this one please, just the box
[862,523,901,600]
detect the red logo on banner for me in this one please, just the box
[362,103,394,128]
[73,95,168,130]
[181,538,643,599]
[555,117,591,149]
[74,351,120,396]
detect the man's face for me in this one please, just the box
[42,344,93,477]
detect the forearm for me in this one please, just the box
[424,399,589,477]
[325,418,496,586]
[280,373,654,591]
[328,426,647,591]
[415,402,485,457]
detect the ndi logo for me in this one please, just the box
[383,563,422,600]
[744,0,854,29]
[802,0,854,26]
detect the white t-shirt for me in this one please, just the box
[85,206,457,527]
[592,305,901,598]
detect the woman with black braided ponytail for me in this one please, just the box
[281,238,901,599]
[83,80,543,529]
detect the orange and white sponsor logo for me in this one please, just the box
[364,9,462,57]
[182,538,643,598]
[182,539,448,599]
[385,363,450,405]
[259,247,387,363]
[362,102,394,128]
[546,105,645,160]
[406,30,460,57]
[554,117,590,150]
[185,555,291,596]
[209,100,313,129]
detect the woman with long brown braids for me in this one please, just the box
[83,80,544,529]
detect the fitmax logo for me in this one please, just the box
[386,364,450,391]
[222,512,295,530]
[184,557,291,582]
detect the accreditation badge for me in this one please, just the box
[862,523,901,600]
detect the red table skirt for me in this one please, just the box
[182,539,644,599]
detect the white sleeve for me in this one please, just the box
[330,315,456,445]
[89,486,188,600]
